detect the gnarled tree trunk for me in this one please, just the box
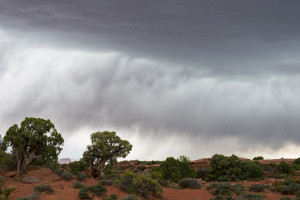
[15,149,40,181]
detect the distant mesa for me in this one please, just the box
[58,158,71,164]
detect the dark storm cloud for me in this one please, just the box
[1,0,300,74]
[1,0,300,158]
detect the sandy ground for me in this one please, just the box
[0,167,297,200]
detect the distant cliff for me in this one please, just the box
[58,158,71,164]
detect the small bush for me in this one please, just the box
[280,197,291,200]
[88,184,107,196]
[78,187,92,199]
[17,198,31,200]
[69,160,86,173]
[137,166,146,171]
[34,185,54,193]
[275,174,284,179]
[248,184,267,192]
[105,194,118,200]
[60,172,73,181]
[195,168,207,179]
[281,183,300,195]
[238,193,264,199]
[119,171,136,193]
[210,195,235,200]
[157,179,169,187]
[231,184,245,195]
[118,171,163,198]
[179,178,201,189]
[121,194,139,200]
[213,183,233,196]
[99,179,113,185]
[78,184,107,199]
[73,182,85,189]
[297,190,300,197]
[50,164,64,175]
[76,172,87,181]
[134,175,163,198]
[253,156,264,161]
[207,182,244,196]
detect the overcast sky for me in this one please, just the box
[1,0,300,161]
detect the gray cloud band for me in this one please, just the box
[0,0,300,157]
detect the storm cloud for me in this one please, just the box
[1,0,300,160]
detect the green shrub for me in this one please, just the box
[231,184,245,195]
[263,163,277,171]
[0,136,17,171]
[281,183,300,195]
[195,168,207,179]
[280,197,291,200]
[150,171,169,187]
[213,183,234,196]
[137,166,146,171]
[118,171,163,198]
[34,185,54,193]
[208,154,263,181]
[159,157,181,182]
[0,186,16,200]
[50,166,64,175]
[78,187,92,199]
[17,198,31,200]
[210,195,235,200]
[119,171,136,193]
[69,160,86,173]
[60,172,73,181]
[73,182,85,189]
[78,184,107,199]
[297,190,300,197]
[278,161,294,174]
[121,194,139,200]
[76,172,87,181]
[238,193,264,199]
[206,182,244,196]
[253,156,264,161]
[99,179,113,185]
[274,179,300,195]
[157,179,169,187]
[88,184,108,196]
[104,194,118,200]
[159,156,195,183]
[248,184,268,192]
[133,175,163,198]
[179,178,201,189]
[275,174,284,179]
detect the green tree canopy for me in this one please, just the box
[4,117,64,180]
[253,156,264,161]
[82,131,132,177]
[159,155,195,183]
[208,154,263,181]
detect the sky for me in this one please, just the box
[1,0,300,161]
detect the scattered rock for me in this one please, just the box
[22,176,40,184]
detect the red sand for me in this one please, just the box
[0,167,296,200]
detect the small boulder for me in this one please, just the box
[22,176,40,184]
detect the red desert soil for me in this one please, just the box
[1,167,129,200]
[0,166,296,200]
